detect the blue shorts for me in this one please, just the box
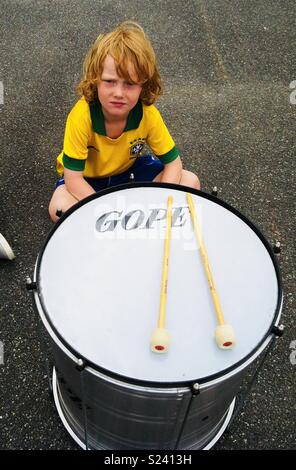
[55,154,164,192]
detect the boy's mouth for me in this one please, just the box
[110,101,126,108]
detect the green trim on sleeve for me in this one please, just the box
[63,153,86,171]
[156,146,180,164]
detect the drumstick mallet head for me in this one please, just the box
[150,196,173,354]
[150,327,171,353]
[186,193,236,350]
[215,324,235,349]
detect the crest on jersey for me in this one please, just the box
[129,138,146,159]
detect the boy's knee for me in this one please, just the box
[181,170,200,190]
[48,194,63,223]
[191,173,201,190]
[196,175,201,190]
[48,205,59,223]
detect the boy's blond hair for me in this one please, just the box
[76,21,162,105]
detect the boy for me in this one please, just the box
[48,21,200,222]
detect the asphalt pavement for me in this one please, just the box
[0,0,295,451]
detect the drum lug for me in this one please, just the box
[271,324,284,337]
[56,209,64,218]
[76,358,86,371]
[26,277,37,291]
[273,241,281,254]
[211,186,218,197]
[191,382,200,395]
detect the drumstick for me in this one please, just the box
[186,193,235,349]
[150,196,173,353]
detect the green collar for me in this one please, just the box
[89,100,143,136]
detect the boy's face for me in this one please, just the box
[97,55,142,121]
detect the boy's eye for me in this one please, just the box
[102,79,137,87]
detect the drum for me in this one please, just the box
[30,183,282,450]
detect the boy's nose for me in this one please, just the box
[113,83,124,98]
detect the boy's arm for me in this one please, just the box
[158,156,183,184]
[64,168,95,201]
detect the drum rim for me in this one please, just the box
[35,182,283,387]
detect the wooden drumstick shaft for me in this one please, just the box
[158,196,173,329]
[186,193,225,326]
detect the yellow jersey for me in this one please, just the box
[56,97,179,178]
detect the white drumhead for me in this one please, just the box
[38,185,280,383]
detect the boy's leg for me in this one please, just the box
[48,176,110,223]
[109,156,200,189]
[179,169,201,189]
[109,155,164,186]
[48,185,78,223]
[153,169,201,190]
